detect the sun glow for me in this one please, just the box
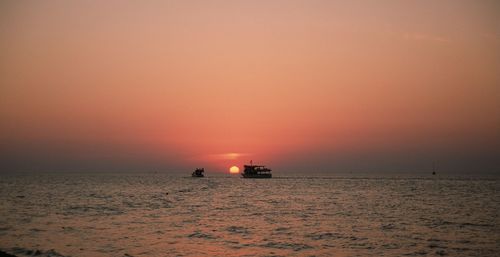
[229,166,240,174]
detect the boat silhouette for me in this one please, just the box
[192,168,205,177]
[432,161,437,175]
[242,161,272,178]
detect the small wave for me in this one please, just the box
[272,227,292,236]
[87,193,111,199]
[403,250,428,256]
[223,240,244,249]
[274,227,289,232]
[260,242,313,251]
[459,222,493,227]
[381,223,396,230]
[451,247,471,252]
[187,231,217,240]
[428,242,447,249]
[348,242,374,249]
[306,232,343,240]
[0,250,15,257]
[64,205,123,216]
[29,228,46,233]
[349,236,368,241]
[226,226,249,234]
[381,243,400,249]
[427,219,493,229]
[0,226,12,232]
[60,226,75,232]
[435,250,448,256]
[2,248,67,257]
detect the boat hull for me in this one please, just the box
[241,173,272,178]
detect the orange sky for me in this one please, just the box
[1,1,499,173]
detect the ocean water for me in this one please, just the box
[0,172,498,257]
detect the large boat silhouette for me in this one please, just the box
[241,161,272,178]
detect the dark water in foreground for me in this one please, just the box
[0,172,499,256]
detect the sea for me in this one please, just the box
[0,172,498,257]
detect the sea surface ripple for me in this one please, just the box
[0,172,498,256]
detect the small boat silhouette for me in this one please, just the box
[192,168,205,177]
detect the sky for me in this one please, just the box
[1,0,499,174]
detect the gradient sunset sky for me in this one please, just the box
[1,1,499,173]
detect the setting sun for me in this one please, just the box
[229,166,240,174]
